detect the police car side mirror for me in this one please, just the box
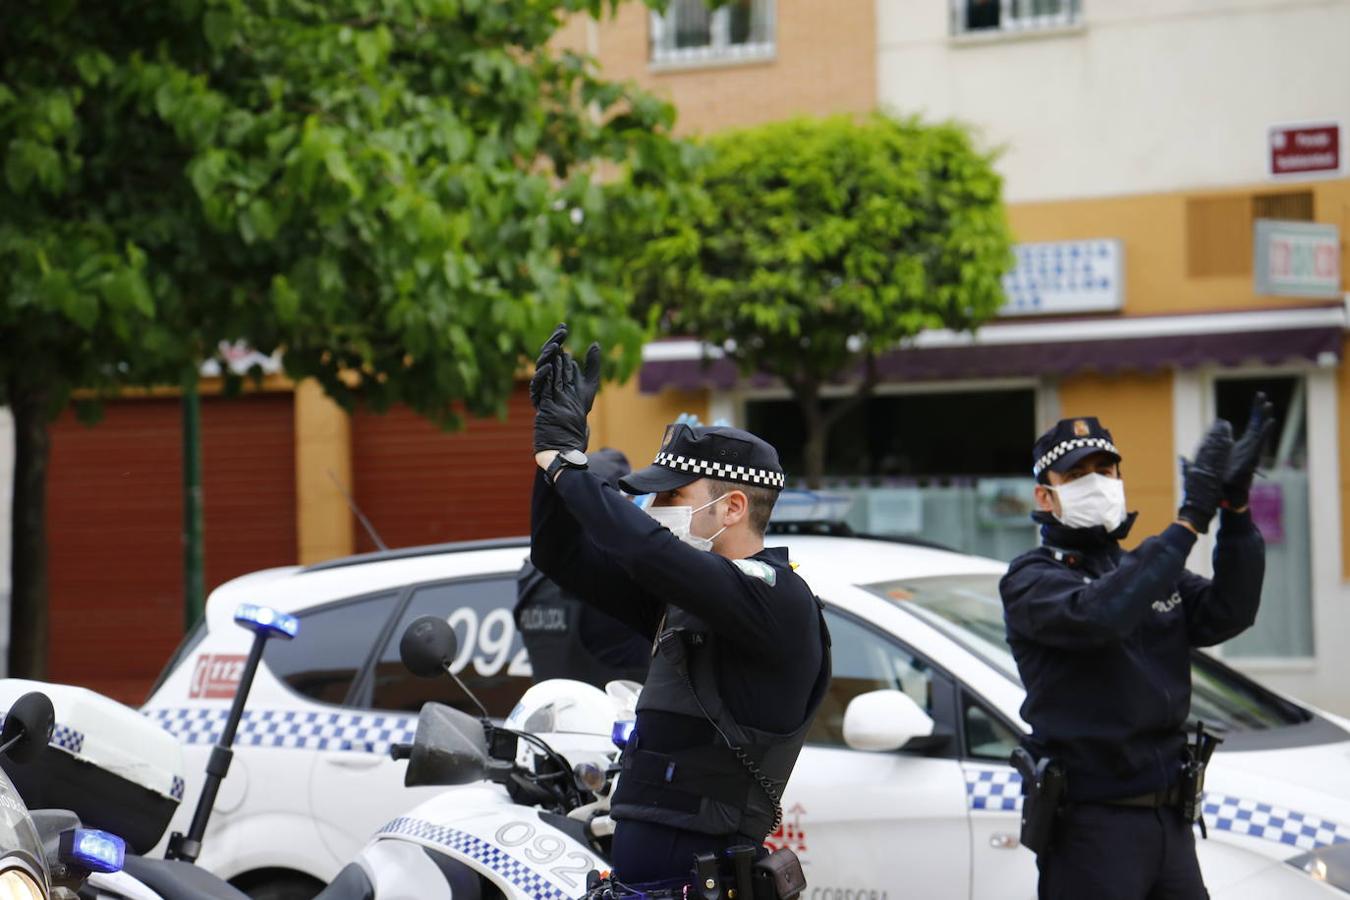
[0,691,55,764]
[842,690,937,753]
[400,615,459,678]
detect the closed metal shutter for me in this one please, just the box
[351,385,534,551]
[45,393,296,703]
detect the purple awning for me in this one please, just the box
[638,326,1343,394]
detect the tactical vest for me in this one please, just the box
[610,600,831,840]
[515,565,649,689]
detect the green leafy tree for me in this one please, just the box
[633,114,1015,486]
[0,0,690,677]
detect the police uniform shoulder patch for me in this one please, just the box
[732,558,777,586]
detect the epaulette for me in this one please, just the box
[1042,545,1081,568]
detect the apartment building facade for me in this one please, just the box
[5,0,1349,709]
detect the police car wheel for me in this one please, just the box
[240,875,325,900]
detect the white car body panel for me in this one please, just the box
[139,536,1350,897]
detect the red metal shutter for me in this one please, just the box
[351,386,534,551]
[44,393,296,704]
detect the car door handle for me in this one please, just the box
[989,832,1020,850]
[323,754,384,770]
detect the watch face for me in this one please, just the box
[561,449,589,466]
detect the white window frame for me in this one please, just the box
[1176,361,1339,670]
[649,0,776,70]
[949,0,1082,39]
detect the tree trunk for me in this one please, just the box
[8,378,51,680]
[797,385,829,490]
[792,355,879,491]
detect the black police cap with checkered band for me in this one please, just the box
[619,423,787,494]
[1032,417,1122,482]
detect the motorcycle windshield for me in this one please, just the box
[0,768,47,873]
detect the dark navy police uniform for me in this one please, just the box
[530,424,830,886]
[1001,418,1264,900]
[515,448,651,688]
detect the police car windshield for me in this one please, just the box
[865,574,1309,733]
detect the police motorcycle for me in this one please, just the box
[0,684,220,900]
[0,688,133,900]
[0,603,299,900]
[312,614,632,900]
[320,616,804,900]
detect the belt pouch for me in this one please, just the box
[752,848,806,900]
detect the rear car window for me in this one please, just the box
[262,591,400,705]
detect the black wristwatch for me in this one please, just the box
[545,448,589,483]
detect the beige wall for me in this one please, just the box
[572,0,876,136]
[1007,177,1350,316]
[294,380,356,564]
[590,377,708,470]
[879,0,1350,203]
[1057,371,1176,549]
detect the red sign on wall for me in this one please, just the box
[1269,123,1342,178]
[189,654,246,699]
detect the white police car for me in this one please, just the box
[142,528,1350,899]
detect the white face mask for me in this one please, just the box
[1049,473,1127,531]
[645,495,727,552]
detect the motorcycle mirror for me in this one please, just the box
[405,702,491,788]
[400,616,458,679]
[0,692,55,764]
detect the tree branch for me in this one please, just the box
[821,351,878,431]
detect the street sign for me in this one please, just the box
[1253,219,1341,298]
[1268,122,1342,179]
[1000,239,1123,316]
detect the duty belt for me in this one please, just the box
[1103,784,1183,809]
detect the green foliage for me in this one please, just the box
[1,0,691,422]
[633,114,1014,393]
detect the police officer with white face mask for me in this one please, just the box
[1001,405,1272,900]
[527,325,829,895]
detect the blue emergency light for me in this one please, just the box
[61,828,125,874]
[611,720,636,750]
[233,603,299,640]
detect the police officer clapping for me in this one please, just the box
[527,325,829,897]
[1001,400,1274,899]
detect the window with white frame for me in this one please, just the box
[952,0,1080,36]
[650,0,775,66]
[1213,374,1313,659]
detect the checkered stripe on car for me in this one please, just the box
[143,707,417,755]
[170,775,185,802]
[377,816,572,900]
[963,766,1350,852]
[1203,793,1350,851]
[0,714,85,755]
[964,764,1024,812]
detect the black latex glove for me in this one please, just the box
[1177,420,1233,534]
[1222,392,1276,510]
[532,342,602,453]
[529,323,568,411]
